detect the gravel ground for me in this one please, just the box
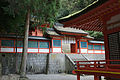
[2,74,105,80]
[27,74,94,80]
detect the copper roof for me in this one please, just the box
[46,28,61,36]
[83,35,94,39]
[54,26,88,35]
[46,25,93,39]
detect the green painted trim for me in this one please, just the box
[59,0,99,20]
[74,69,120,75]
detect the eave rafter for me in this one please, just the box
[62,0,120,32]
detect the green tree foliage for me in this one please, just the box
[0,0,24,34]
[86,31,103,39]
[3,0,61,28]
[3,0,61,78]
[0,0,61,34]
[58,0,94,18]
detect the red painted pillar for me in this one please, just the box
[77,74,80,80]
[75,38,78,53]
[79,40,81,54]
[52,39,53,53]
[94,75,99,80]
[61,39,62,53]
[101,16,110,62]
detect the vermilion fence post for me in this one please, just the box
[77,61,79,70]
[77,74,80,80]
[94,75,99,80]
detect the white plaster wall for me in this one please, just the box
[102,51,105,53]
[94,51,101,53]
[1,48,14,52]
[53,48,61,52]
[28,49,38,52]
[39,49,49,53]
[88,50,94,53]
[81,49,87,53]
[15,48,23,52]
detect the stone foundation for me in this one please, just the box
[1,53,105,75]
[48,53,65,74]
[1,53,66,75]
[2,53,48,75]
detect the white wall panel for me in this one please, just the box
[102,51,105,53]
[1,48,14,52]
[53,48,61,52]
[81,49,87,53]
[28,49,38,52]
[94,50,101,53]
[15,48,23,52]
[88,50,94,53]
[39,49,49,53]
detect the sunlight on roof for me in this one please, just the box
[59,0,99,20]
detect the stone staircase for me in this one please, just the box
[66,54,88,62]
[65,53,105,73]
[66,53,105,62]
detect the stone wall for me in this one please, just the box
[2,53,48,75]
[1,53,105,75]
[1,53,67,75]
[65,54,75,74]
[48,53,65,74]
[2,53,16,75]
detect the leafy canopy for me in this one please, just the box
[2,0,61,33]
[58,0,94,18]
[0,0,24,33]
[86,31,103,39]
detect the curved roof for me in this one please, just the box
[46,25,93,39]
[54,26,88,35]
[46,28,61,36]
[88,40,104,44]
[58,0,120,32]
[59,0,108,23]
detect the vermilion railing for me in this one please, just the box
[75,60,120,72]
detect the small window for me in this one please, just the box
[81,42,87,48]
[53,40,61,47]
[1,40,14,47]
[39,42,49,48]
[94,45,101,50]
[28,41,38,48]
[77,41,79,48]
[88,45,93,50]
[15,41,23,47]
[102,45,105,50]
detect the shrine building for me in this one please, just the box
[0,24,105,54]
[58,0,120,80]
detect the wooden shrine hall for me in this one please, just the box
[59,0,120,80]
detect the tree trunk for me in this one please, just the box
[46,53,49,74]
[15,29,19,74]
[0,54,2,80]
[20,9,30,78]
